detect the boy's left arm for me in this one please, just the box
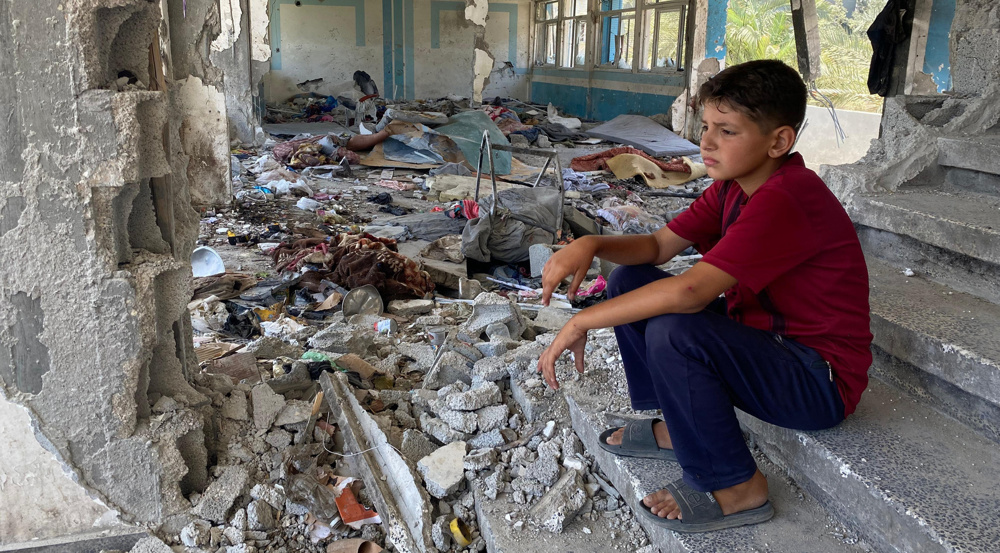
[537,261,737,389]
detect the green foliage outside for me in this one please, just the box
[725,0,884,113]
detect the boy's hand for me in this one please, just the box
[541,237,597,305]
[537,317,587,390]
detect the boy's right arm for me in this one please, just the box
[541,227,694,304]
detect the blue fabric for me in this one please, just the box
[607,264,845,493]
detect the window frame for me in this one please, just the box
[533,0,690,74]
[639,1,687,73]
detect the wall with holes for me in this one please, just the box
[262,0,531,103]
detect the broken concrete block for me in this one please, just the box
[128,536,174,553]
[226,542,255,553]
[244,335,305,360]
[180,519,212,547]
[446,382,502,412]
[423,350,473,390]
[464,448,497,471]
[192,466,250,523]
[388,299,435,317]
[468,428,506,449]
[420,413,471,444]
[401,428,438,462]
[525,454,560,487]
[397,342,438,370]
[250,483,286,511]
[528,243,556,278]
[472,356,510,381]
[475,340,518,359]
[222,526,246,552]
[251,383,285,431]
[449,341,485,363]
[264,428,292,449]
[151,395,180,414]
[536,135,551,148]
[476,404,510,432]
[221,391,250,421]
[458,277,483,300]
[482,465,508,499]
[437,407,479,433]
[533,306,574,332]
[274,399,311,426]
[418,441,468,498]
[247,499,277,531]
[529,470,587,533]
[308,324,374,354]
[510,133,531,148]
[462,292,526,339]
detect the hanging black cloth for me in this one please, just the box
[353,70,379,97]
[866,0,911,96]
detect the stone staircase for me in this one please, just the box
[564,132,1000,553]
[742,133,1000,553]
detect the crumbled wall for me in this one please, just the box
[0,0,215,544]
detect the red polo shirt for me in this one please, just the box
[667,153,873,415]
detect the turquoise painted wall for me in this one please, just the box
[923,0,955,92]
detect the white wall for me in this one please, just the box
[796,105,882,169]
[0,396,125,544]
[263,0,531,104]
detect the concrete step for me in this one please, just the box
[858,225,1000,305]
[850,189,1000,266]
[867,256,1000,441]
[740,379,1000,553]
[938,135,1000,176]
[563,388,874,553]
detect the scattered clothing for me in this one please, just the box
[571,146,690,173]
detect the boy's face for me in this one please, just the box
[700,101,787,191]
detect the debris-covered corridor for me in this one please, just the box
[2,1,999,553]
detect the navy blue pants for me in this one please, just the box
[608,265,845,492]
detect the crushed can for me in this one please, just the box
[374,318,398,335]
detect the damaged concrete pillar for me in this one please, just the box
[0,0,218,545]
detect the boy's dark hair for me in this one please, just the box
[696,59,807,133]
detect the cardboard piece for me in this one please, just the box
[605,154,707,188]
[195,342,242,363]
[334,353,381,380]
[316,292,343,311]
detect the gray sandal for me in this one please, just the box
[598,418,677,462]
[639,478,774,533]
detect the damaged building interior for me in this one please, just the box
[2,0,999,552]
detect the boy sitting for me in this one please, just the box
[536,59,873,533]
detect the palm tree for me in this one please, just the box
[725,0,883,112]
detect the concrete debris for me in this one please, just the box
[247,499,278,531]
[274,399,313,426]
[221,391,250,420]
[181,519,213,547]
[463,292,527,339]
[308,324,374,354]
[128,536,174,553]
[423,350,473,390]
[251,383,286,430]
[418,441,468,498]
[528,470,588,533]
[245,335,306,360]
[193,466,250,523]
[458,277,484,299]
[446,381,502,411]
[532,306,575,332]
[387,299,435,316]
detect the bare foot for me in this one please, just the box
[604,420,673,450]
[642,469,769,519]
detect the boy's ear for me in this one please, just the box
[767,125,797,158]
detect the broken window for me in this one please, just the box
[536,0,589,68]
[639,1,686,71]
[535,1,560,65]
[599,0,637,69]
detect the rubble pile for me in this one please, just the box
[152,95,717,552]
